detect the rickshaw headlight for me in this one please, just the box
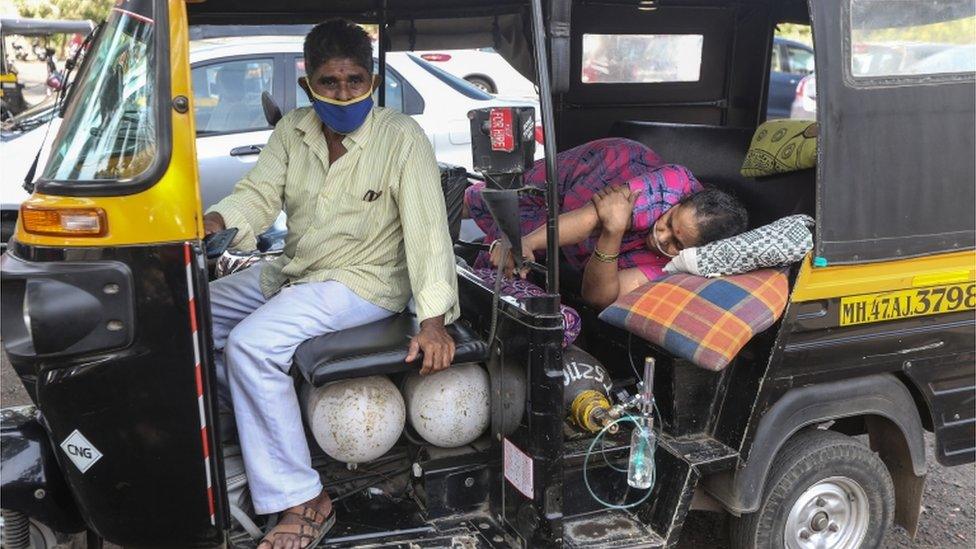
[20,205,107,237]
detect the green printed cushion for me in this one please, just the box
[740,119,817,177]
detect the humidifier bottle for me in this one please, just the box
[627,415,656,489]
[627,357,657,489]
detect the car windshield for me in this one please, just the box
[41,3,157,182]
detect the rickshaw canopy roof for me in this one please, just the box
[184,0,807,26]
[0,17,94,37]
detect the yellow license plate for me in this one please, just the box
[840,282,976,326]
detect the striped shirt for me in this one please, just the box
[207,106,459,324]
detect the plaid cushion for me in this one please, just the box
[598,269,789,371]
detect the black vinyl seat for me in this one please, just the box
[290,163,482,387]
[293,312,489,387]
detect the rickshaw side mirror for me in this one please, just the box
[261,91,282,127]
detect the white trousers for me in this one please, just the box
[209,264,393,514]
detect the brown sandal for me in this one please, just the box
[257,505,336,549]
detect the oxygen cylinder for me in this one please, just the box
[402,363,490,448]
[562,346,617,433]
[303,376,405,464]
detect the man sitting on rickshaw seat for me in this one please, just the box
[466,138,749,309]
[201,20,459,549]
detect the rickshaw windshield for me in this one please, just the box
[41,7,156,182]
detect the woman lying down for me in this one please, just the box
[464,137,748,311]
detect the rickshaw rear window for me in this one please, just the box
[850,0,976,79]
[581,34,704,84]
[41,5,157,182]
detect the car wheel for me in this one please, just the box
[729,429,894,549]
[465,76,496,93]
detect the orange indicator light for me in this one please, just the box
[20,205,107,237]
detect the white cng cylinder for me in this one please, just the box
[303,376,405,464]
[402,363,490,448]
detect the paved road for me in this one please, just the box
[2,351,972,547]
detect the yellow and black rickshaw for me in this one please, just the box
[0,17,94,120]
[1,0,973,548]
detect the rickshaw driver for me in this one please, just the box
[200,20,459,549]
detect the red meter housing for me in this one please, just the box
[489,108,516,152]
[469,106,536,177]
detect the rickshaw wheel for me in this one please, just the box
[729,429,894,549]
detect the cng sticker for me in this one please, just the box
[839,282,976,326]
[503,438,534,499]
[60,430,103,473]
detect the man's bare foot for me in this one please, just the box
[258,489,335,549]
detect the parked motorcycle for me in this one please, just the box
[45,51,63,93]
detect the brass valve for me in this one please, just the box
[570,390,619,434]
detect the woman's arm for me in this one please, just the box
[489,202,601,277]
[580,186,644,308]
[582,250,651,308]
[581,227,626,308]
[523,202,600,253]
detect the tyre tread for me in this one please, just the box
[730,429,895,549]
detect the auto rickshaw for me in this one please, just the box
[0,18,94,120]
[1,0,973,548]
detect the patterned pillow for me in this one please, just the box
[599,269,789,371]
[740,119,817,177]
[664,215,814,278]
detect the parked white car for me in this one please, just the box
[1,36,542,246]
[414,48,538,98]
[790,73,816,119]
[0,103,60,248]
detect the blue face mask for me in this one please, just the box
[308,86,374,134]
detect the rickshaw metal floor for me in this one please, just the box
[564,511,665,548]
[228,499,665,548]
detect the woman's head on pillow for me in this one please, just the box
[648,188,748,257]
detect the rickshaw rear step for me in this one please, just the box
[564,511,665,548]
[563,431,739,474]
[657,433,739,474]
[313,511,667,548]
[318,512,516,548]
[562,431,733,543]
